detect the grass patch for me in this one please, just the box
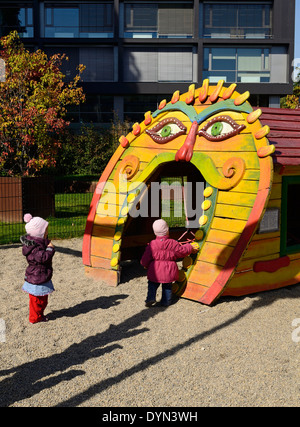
[0,192,93,244]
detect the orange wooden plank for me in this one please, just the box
[206,229,241,247]
[90,256,112,269]
[200,242,234,266]
[93,214,119,228]
[92,225,116,239]
[189,261,222,287]
[85,266,120,287]
[83,144,125,266]
[90,236,114,259]
[200,157,272,305]
[224,257,300,297]
[181,282,208,301]
[242,237,280,260]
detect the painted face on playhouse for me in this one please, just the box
[83,80,282,305]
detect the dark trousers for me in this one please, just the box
[146,281,172,306]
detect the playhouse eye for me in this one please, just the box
[146,117,187,144]
[199,115,246,142]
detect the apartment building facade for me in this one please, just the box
[0,0,295,124]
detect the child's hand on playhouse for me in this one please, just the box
[191,242,199,253]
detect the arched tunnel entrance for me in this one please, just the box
[120,161,205,263]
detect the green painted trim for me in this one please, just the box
[152,99,253,124]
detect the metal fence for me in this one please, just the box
[0,176,96,244]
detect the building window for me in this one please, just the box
[121,2,193,38]
[66,95,114,124]
[203,47,270,83]
[123,47,195,82]
[45,46,115,82]
[0,6,34,38]
[124,94,169,122]
[203,3,273,39]
[43,2,114,38]
[80,47,115,82]
[281,177,300,255]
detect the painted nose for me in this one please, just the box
[175,121,198,162]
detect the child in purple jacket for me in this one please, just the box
[20,213,55,323]
[141,219,197,307]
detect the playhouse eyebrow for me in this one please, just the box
[152,99,253,124]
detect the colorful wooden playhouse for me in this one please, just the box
[82,80,300,305]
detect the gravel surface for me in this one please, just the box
[0,238,300,407]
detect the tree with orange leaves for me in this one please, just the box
[0,31,85,176]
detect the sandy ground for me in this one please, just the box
[0,237,300,407]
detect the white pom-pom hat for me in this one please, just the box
[152,219,169,236]
[24,213,49,239]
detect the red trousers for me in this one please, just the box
[29,294,48,323]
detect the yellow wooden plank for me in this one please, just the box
[124,146,177,162]
[215,203,252,221]
[269,182,281,199]
[195,134,257,153]
[243,170,260,181]
[217,191,256,207]
[200,111,245,122]
[252,231,280,241]
[265,199,281,209]
[98,191,127,206]
[211,217,247,234]
[227,257,300,290]
[206,228,241,247]
[236,253,280,273]
[205,151,260,169]
[272,172,282,184]
[199,241,234,266]
[288,252,300,261]
[231,179,259,194]
[96,202,121,217]
[93,214,118,228]
[242,237,280,260]
[131,133,186,150]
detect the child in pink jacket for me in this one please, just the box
[141,219,197,307]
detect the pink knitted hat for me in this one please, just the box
[24,213,49,238]
[153,219,169,236]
